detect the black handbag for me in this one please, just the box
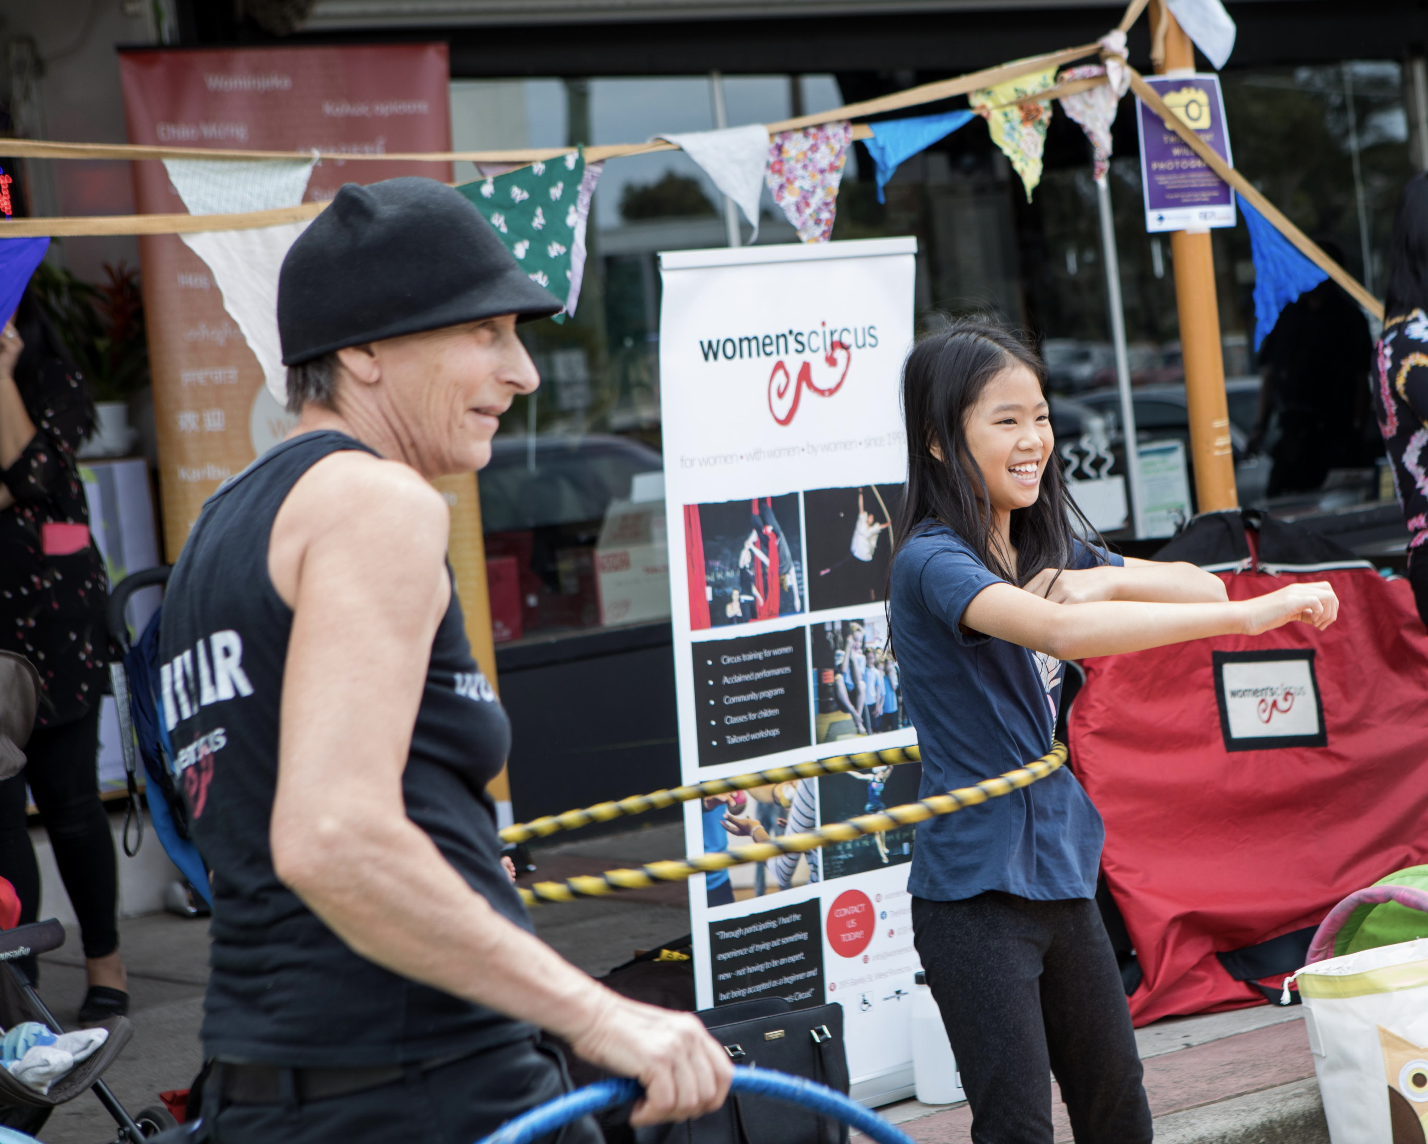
[635,1000,850,1144]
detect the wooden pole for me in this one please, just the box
[1152,0,1239,512]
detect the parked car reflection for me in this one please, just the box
[1048,378,1268,515]
[480,434,664,641]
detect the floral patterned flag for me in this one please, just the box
[456,149,604,323]
[1058,64,1122,185]
[971,65,1059,201]
[765,121,852,243]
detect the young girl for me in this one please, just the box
[888,321,1338,1143]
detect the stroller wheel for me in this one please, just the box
[135,1105,179,1137]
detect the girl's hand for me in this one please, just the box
[1023,566,1118,604]
[721,815,768,843]
[0,323,23,379]
[1240,581,1339,635]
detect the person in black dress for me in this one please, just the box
[0,288,128,1025]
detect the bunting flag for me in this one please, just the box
[971,66,1059,202]
[457,149,604,324]
[765,121,852,243]
[0,237,50,327]
[165,158,316,405]
[1097,30,1132,102]
[1058,65,1122,185]
[1240,196,1328,351]
[659,124,768,242]
[1165,0,1237,71]
[863,109,975,203]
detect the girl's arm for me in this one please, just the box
[962,579,1337,661]
[1024,557,1227,604]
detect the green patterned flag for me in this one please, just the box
[456,150,603,324]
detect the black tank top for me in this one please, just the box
[159,431,534,1067]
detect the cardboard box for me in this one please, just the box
[595,498,671,626]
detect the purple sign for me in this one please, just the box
[1136,74,1235,233]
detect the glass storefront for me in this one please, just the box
[455,63,1416,647]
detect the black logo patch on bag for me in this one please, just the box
[1212,649,1326,752]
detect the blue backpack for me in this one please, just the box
[115,593,211,906]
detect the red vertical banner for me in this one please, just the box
[118,43,453,555]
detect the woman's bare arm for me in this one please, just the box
[961,577,1337,661]
[1024,557,1227,605]
[268,452,730,1126]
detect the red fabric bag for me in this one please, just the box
[1068,528,1428,1024]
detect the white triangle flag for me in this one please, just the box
[163,158,316,406]
[1165,0,1236,70]
[659,124,769,242]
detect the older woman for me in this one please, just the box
[159,178,730,1143]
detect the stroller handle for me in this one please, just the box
[107,566,171,653]
[474,1066,916,1144]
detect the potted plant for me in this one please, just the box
[31,261,149,456]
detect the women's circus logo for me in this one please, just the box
[768,341,851,426]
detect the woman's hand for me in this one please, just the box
[568,994,733,1127]
[1240,581,1339,635]
[0,323,22,380]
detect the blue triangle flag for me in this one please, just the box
[1240,197,1328,351]
[0,237,49,327]
[865,110,976,204]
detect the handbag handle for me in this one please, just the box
[1305,885,1428,965]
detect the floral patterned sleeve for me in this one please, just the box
[1374,309,1428,550]
[0,360,90,506]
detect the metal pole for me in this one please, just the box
[1411,56,1428,172]
[1152,0,1238,512]
[1343,66,1375,297]
[1096,176,1146,537]
[709,71,741,249]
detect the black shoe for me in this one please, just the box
[77,985,129,1028]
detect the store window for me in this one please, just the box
[453,62,1416,646]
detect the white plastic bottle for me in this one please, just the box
[911,970,964,1104]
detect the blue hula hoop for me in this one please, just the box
[474,1067,917,1144]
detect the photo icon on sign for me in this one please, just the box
[700,777,821,907]
[684,494,805,631]
[811,614,906,743]
[817,761,921,881]
[803,485,903,612]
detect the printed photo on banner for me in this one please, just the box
[701,777,821,909]
[804,484,903,611]
[811,615,905,744]
[817,761,921,881]
[685,494,805,631]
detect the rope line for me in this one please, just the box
[518,741,1065,906]
[500,745,920,845]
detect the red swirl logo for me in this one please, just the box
[1257,690,1295,723]
[768,341,851,426]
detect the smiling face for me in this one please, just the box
[354,314,539,478]
[959,361,1053,518]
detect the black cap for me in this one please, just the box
[278,177,563,365]
[914,971,926,985]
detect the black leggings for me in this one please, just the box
[0,705,119,960]
[1410,548,1428,633]
[912,892,1151,1144]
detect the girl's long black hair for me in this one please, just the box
[1385,172,1428,320]
[890,318,1105,586]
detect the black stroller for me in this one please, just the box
[0,919,175,1141]
[0,621,180,1139]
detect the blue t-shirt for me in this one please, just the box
[889,523,1122,902]
[702,803,731,891]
